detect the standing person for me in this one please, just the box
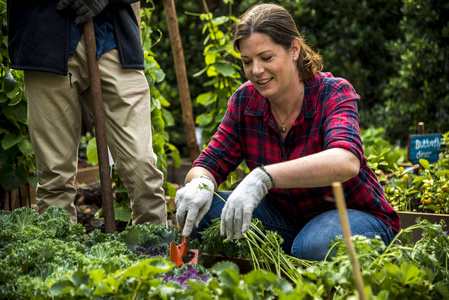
[175,3,399,261]
[6,0,167,225]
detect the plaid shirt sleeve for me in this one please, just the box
[321,79,364,162]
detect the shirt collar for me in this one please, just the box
[243,76,319,120]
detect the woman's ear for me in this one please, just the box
[291,37,301,59]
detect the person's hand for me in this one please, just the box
[57,0,110,25]
[221,167,274,240]
[175,176,215,237]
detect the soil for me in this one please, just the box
[75,181,179,232]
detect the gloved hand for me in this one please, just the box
[221,167,274,240]
[175,176,215,237]
[57,0,110,25]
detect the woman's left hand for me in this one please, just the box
[220,167,274,239]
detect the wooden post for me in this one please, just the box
[332,182,367,300]
[418,122,425,170]
[163,0,200,162]
[418,122,425,135]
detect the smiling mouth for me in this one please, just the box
[257,78,272,85]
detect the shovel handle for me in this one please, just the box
[83,19,116,233]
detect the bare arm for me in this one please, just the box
[264,148,360,188]
[184,167,219,191]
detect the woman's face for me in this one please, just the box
[239,33,300,103]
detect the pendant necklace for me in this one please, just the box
[271,83,304,133]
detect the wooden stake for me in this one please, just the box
[332,182,367,300]
[163,0,200,162]
[83,19,116,234]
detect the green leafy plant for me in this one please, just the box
[197,184,313,284]
[385,158,449,214]
[2,206,449,299]
[190,0,242,147]
[361,127,408,173]
[0,3,36,196]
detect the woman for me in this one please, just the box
[175,3,399,261]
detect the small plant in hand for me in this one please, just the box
[197,183,313,284]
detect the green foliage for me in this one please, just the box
[0,206,194,299]
[141,2,181,197]
[283,0,402,121]
[385,155,449,214]
[378,0,449,144]
[2,206,449,299]
[361,127,408,183]
[192,3,242,146]
[0,3,36,192]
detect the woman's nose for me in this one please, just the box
[252,60,264,74]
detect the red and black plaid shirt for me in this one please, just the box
[193,72,400,233]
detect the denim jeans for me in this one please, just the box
[192,191,396,261]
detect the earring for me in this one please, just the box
[293,57,297,61]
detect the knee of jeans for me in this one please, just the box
[290,235,335,261]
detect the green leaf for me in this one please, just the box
[211,262,240,287]
[153,68,165,83]
[3,71,16,93]
[114,205,132,223]
[419,159,430,170]
[50,280,74,296]
[27,174,37,187]
[412,176,426,184]
[1,133,24,150]
[18,139,34,156]
[166,182,176,199]
[0,92,8,103]
[196,92,213,106]
[434,282,449,298]
[400,262,422,285]
[117,258,173,283]
[86,138,98,164]
[0,165,28,191]
[214,62,236,76]
[425,204,440,213]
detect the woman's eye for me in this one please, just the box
[242,61,251,65]
[263,56,272,61]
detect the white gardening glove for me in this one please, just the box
[220,167,274,240]
[175,176,215,237]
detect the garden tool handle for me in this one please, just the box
[332,182,367,300]
[83,19,116,233]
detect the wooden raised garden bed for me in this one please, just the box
[398,211,449,242]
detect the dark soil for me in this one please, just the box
[76,181,178,233]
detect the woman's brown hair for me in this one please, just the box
[233,4,323,81]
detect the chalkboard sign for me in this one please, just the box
[408,134,441,164]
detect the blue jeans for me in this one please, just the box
[192,191,396,261]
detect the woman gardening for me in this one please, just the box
[175,3,399,261]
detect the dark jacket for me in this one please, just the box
[6,0,143,75]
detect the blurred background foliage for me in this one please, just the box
[147,0,449,157]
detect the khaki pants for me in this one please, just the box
[25,36,167,225]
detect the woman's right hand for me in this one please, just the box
[175,176,215,237]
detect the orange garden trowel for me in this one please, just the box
[170,235,198,268]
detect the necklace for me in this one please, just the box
[271,83,304,133]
